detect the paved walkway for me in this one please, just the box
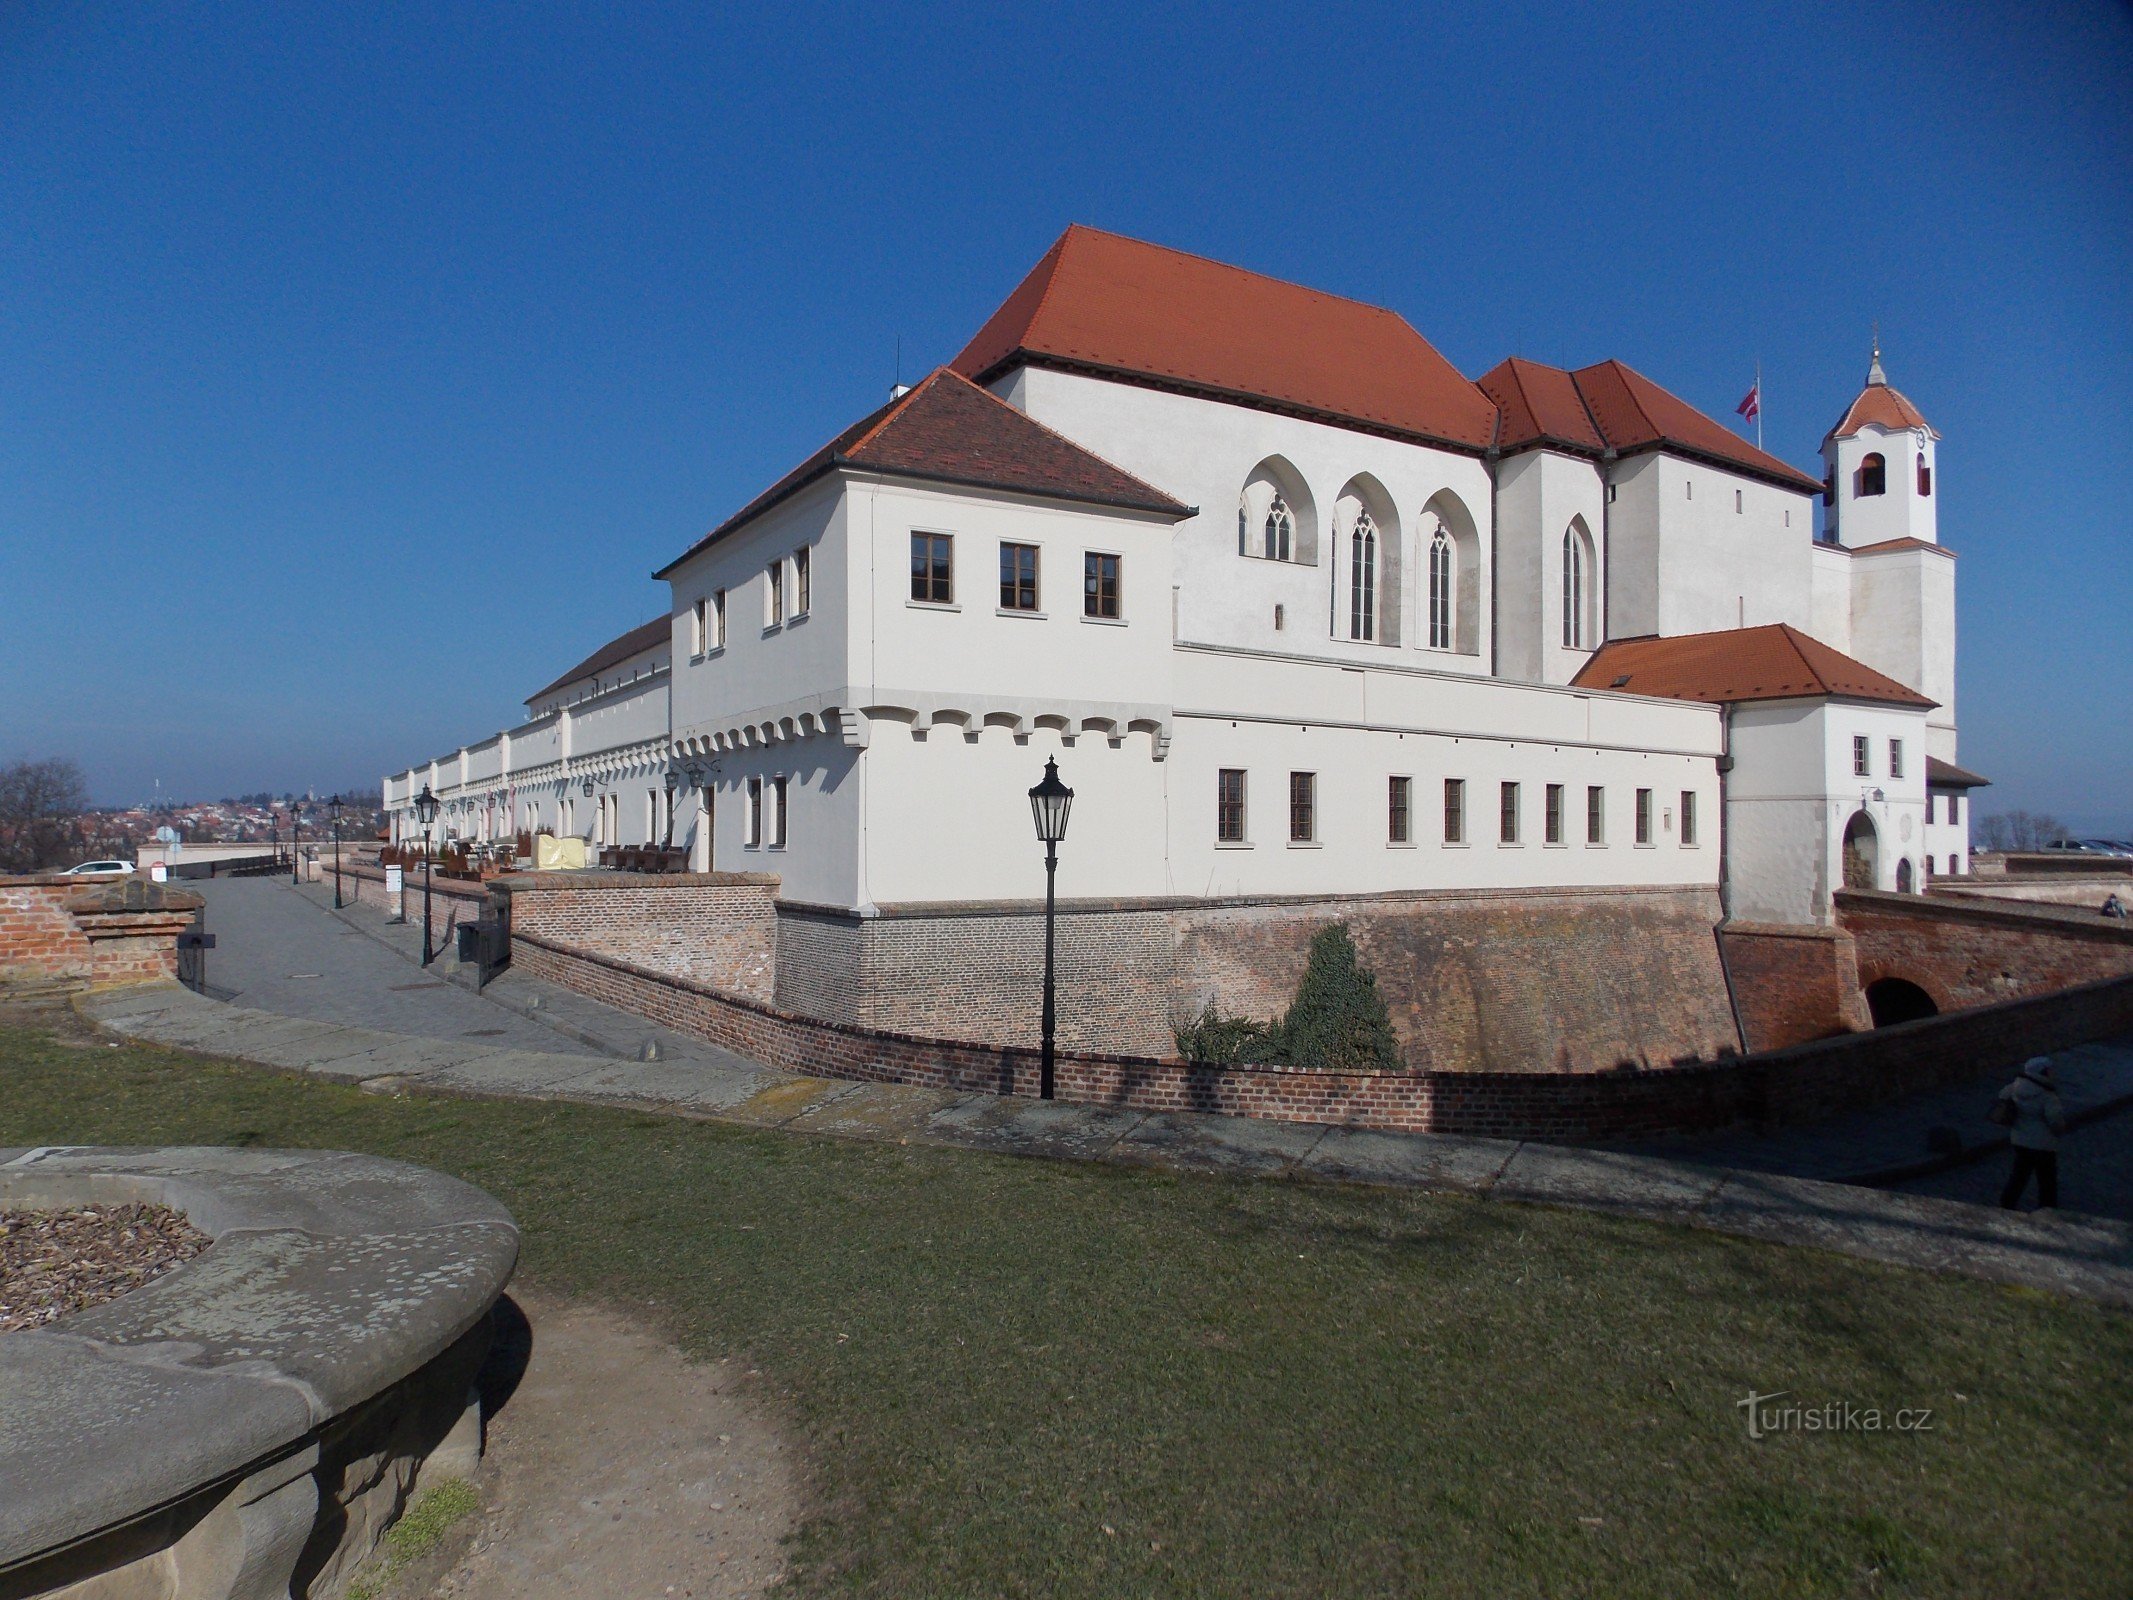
[68,889,2133,1310]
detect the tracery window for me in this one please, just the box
[1562,526,1587,648]
[1428,528,1453,649]
[1264,495,1294,562]
[1349,512,1377,641]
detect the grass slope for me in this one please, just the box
[5,1023,2128,1598]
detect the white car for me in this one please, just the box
[60,859,135,878]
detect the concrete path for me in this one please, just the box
[74,974,2133,1311]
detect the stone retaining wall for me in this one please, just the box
[1838,888,2133,1012]
[497,871,779,1003]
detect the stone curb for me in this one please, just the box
[70,983,2133,1312]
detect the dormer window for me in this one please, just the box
[1858,453,1887,497]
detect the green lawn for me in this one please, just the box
[5,1021,2129,1598]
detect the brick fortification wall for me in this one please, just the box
[0,875,201,990]
[497,872,779,1004]
[1838,889,2133,1012]
[1719,923,1871,1050]
[772,886,1738,1073]
[513,927,2133,1142]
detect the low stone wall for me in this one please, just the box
[1935,876,2133,910]
[497,871,779,1004]
[0,1145,518,1600]
[0,875,202,992]
[1838,888,2133,1012]
[514,927,2133,1141]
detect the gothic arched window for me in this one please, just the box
[1859,453,1887,497]
[1264,495,1294,562]
[1562,526,1587,648]
[1349,512,1377,641]
[1428,527,1453,650]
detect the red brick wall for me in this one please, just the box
[1838,889,2133,1012]
[1719,923,1870,1050]
[514,926,2133,1141]
[497,873,778,1004]
[0,880,95,986]
[0,876,200,990]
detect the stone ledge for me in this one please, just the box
[0,1146,518,1590]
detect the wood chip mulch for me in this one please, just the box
[0,1204,210,1333]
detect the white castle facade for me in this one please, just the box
[387,227,1979,932]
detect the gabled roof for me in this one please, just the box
[1567,360,1824,494]
[528,616,670,706]
[1477,357,1606,455]
[951,224,1500,453]
[654,366,1189,578]
[1571,623,1935,708]
[1926,755,1991,789]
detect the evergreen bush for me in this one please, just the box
[1275,923,1401,1070]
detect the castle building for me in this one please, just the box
[385,228,1976,1066]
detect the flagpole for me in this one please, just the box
[1755,358,1762,452]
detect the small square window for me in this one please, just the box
[1635,788,1653,845]
[1853,735,1871,777]
[1586,785,1605,844]
[1083,551,1120,619]
[1443,778,1466,844]
[910,533,953,604]
[1388,776,1411,844]
[1545,783,1564,844]
[1681,790,1698,846]
[1289,772,1315,843]
[1499,781,1520,845]
[1000,542,1040,611]
[1217,769,1246,843]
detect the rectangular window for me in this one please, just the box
[1635,788,1654,845]
[766,559,785,626]
[1735,489,1743,513]
[691,597,707,655]
[999,542,1040,611]
[1853,735,1871,776]
[1681,790,1698,846]
[744,777,762,847]
[1083,551,1120,619]
[647,789,658,841]
[793,547,810,617]
[1545,783,1564,844]
[1499,781,1520,844]
[712,589,727,647]
[1216,769,1246,844]
[910,533,953,604]
[1586,785,1605,844]
[1889,739,1904,779]
[1388,776,1411,844]
[770,776,788,848]
[1443,779,1466,844]
[1289,772,1315,843]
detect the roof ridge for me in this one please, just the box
[841,370,937,458]
[1061,222,1413,324]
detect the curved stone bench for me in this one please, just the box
[0,1146,518,1600]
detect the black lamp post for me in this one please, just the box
[415,783,440,965]
[289,801,303,887]
[1026,757,1074,1101]
[328,794,346,908]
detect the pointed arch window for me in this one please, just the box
[1562,526,1588,648]
[1264,495,1294,562]
[1349,511,1378,641]
[1859,453,1886,497]
[1428,527,1453,650]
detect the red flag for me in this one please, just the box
[1735,383,1761,423]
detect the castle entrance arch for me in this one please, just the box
[1842,811,1879,891]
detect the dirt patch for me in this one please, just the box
[395,1286,802,1600]
[0,1203,209,1331]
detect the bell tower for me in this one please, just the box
[1820,337,1939,549]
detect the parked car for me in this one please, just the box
[60,859,135,877]
[2079,839,2133,857]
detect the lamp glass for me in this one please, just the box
[1027,758,1074,845]
[415,784,440,826]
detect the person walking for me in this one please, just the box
[1995,1056,2068,1211]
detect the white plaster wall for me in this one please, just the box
[1644,456,1818,637]
[1824,423,1937,549]
[1924,788,1973,880]
[529,639,670,717]
[1807,543,1854,654]
[685,736,865,907]
[1849,543,1956,752]
[1494,450,1607,685]
[1004,366,1497,674]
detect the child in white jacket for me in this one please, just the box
[1997,1057,2068,1211]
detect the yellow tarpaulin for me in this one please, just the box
[534,835,588,871]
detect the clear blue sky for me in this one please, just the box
[3,2,2128,829]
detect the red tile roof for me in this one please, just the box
[1827,381,1937,443]
[528,616,670,705]
[1572,623,1935,708]
[952,225,1500,452]
[1477,357,1606,454]
[1568,360,1824,493]
[654,367,1189,578]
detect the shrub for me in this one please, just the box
[1174,999,1276,1065]
[1276,924,1400,1071]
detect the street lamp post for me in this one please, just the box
[328,794,346,908]
[415,783,440,966]
[289,802,303,887]
[1026,757,1074,1101]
